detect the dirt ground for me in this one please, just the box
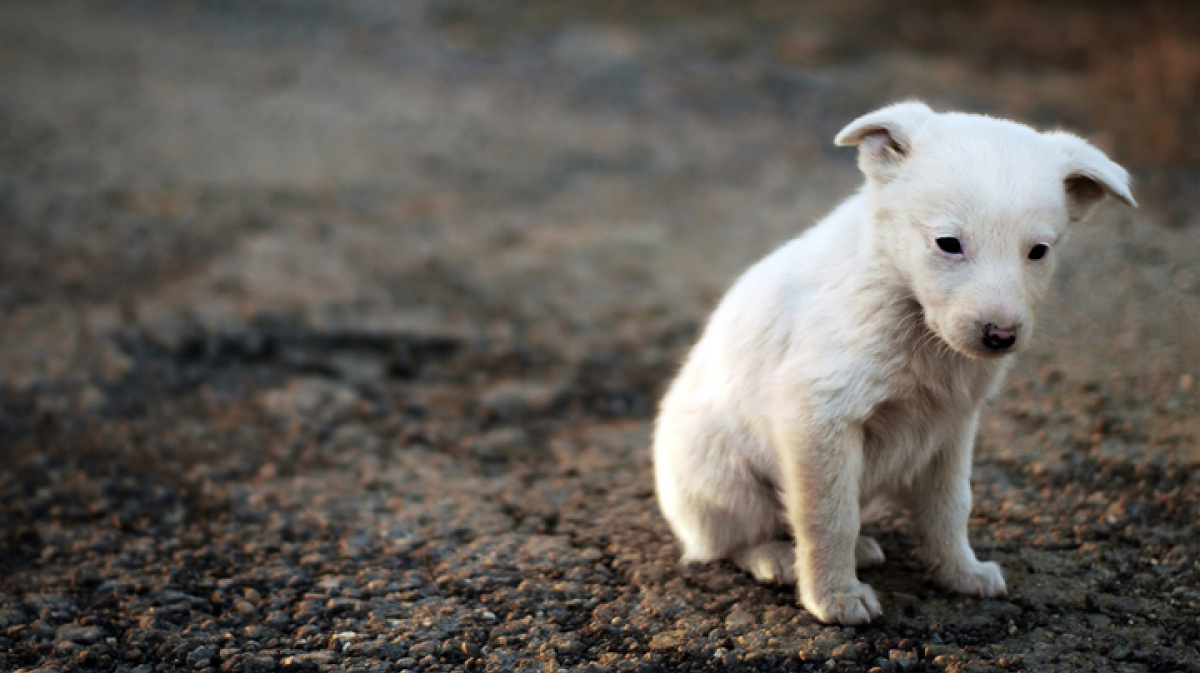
[1,1,1198,672]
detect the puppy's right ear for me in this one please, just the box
[834,101,935,181]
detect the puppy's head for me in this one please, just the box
[835,102,1136,359]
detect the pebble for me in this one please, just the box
[187,646,214,667]
[469,427,530,461]
[648,632,685,651]
[724,608,756,629]
[244,654,277,673]
[477,381,560,418]
[55,624,105,644]
[408,640,438,659]
[888,650,917,671]
[264,611,290,627]
[832,643,860,660]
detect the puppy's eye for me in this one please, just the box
[935,237,963,255]
[1028,244,1049,260]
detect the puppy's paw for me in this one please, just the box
[802,581,882,625]
[935,560,1007,598]
[855,535,886,568]
[733,541,796,584]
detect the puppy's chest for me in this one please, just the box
[860,360,994,488]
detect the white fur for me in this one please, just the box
[653,102,1134,624]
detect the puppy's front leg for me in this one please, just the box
[779,419,882,624]
[903,412,1006,598]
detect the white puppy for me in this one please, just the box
[653,102,1135,624]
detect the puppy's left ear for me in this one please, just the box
[835,101,935,182]
[1044,131,1137,221]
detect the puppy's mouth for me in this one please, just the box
[918,308,1014,361]
[924,324,979,360]
[932,325,1019,361]
[952,341,1016,360]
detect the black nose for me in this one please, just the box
[981,323,1017,351]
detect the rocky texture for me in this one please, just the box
[1,1,1198,672]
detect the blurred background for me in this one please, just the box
[2,0,1198,386]
[1,0,1196,452]
[1,1,1198,671]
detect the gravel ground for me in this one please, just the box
[1,1,1198,672]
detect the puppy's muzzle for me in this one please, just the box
[981,323,1018,351]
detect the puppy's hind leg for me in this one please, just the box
[855,535,886,568]
[667,478,784,568]
[733,533,881,583]
[733,540,796,584]
[654,408,783,569]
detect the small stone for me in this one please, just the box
[265,611,290,627]
[933,654,957,667]
[801,634,841,662]
[294,652,334,665]
[326,597,361,611]
[187,646,213,667]
[469,427,529,462]
[889,650,917,671]
[79,386,106,412]
[478,380,560,418]
[244,654,276,673]
[409,640,438,659]
[261,378,360,421]
[444,639,479,657]
[648,631,685,651]
[550,633,582,654]
[832,643,860,660]
[725,608,756,629]
[0,609,25,629]
[57,624,106,644]
[925,644,954,659]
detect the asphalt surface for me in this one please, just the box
[1,1,1198,672]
